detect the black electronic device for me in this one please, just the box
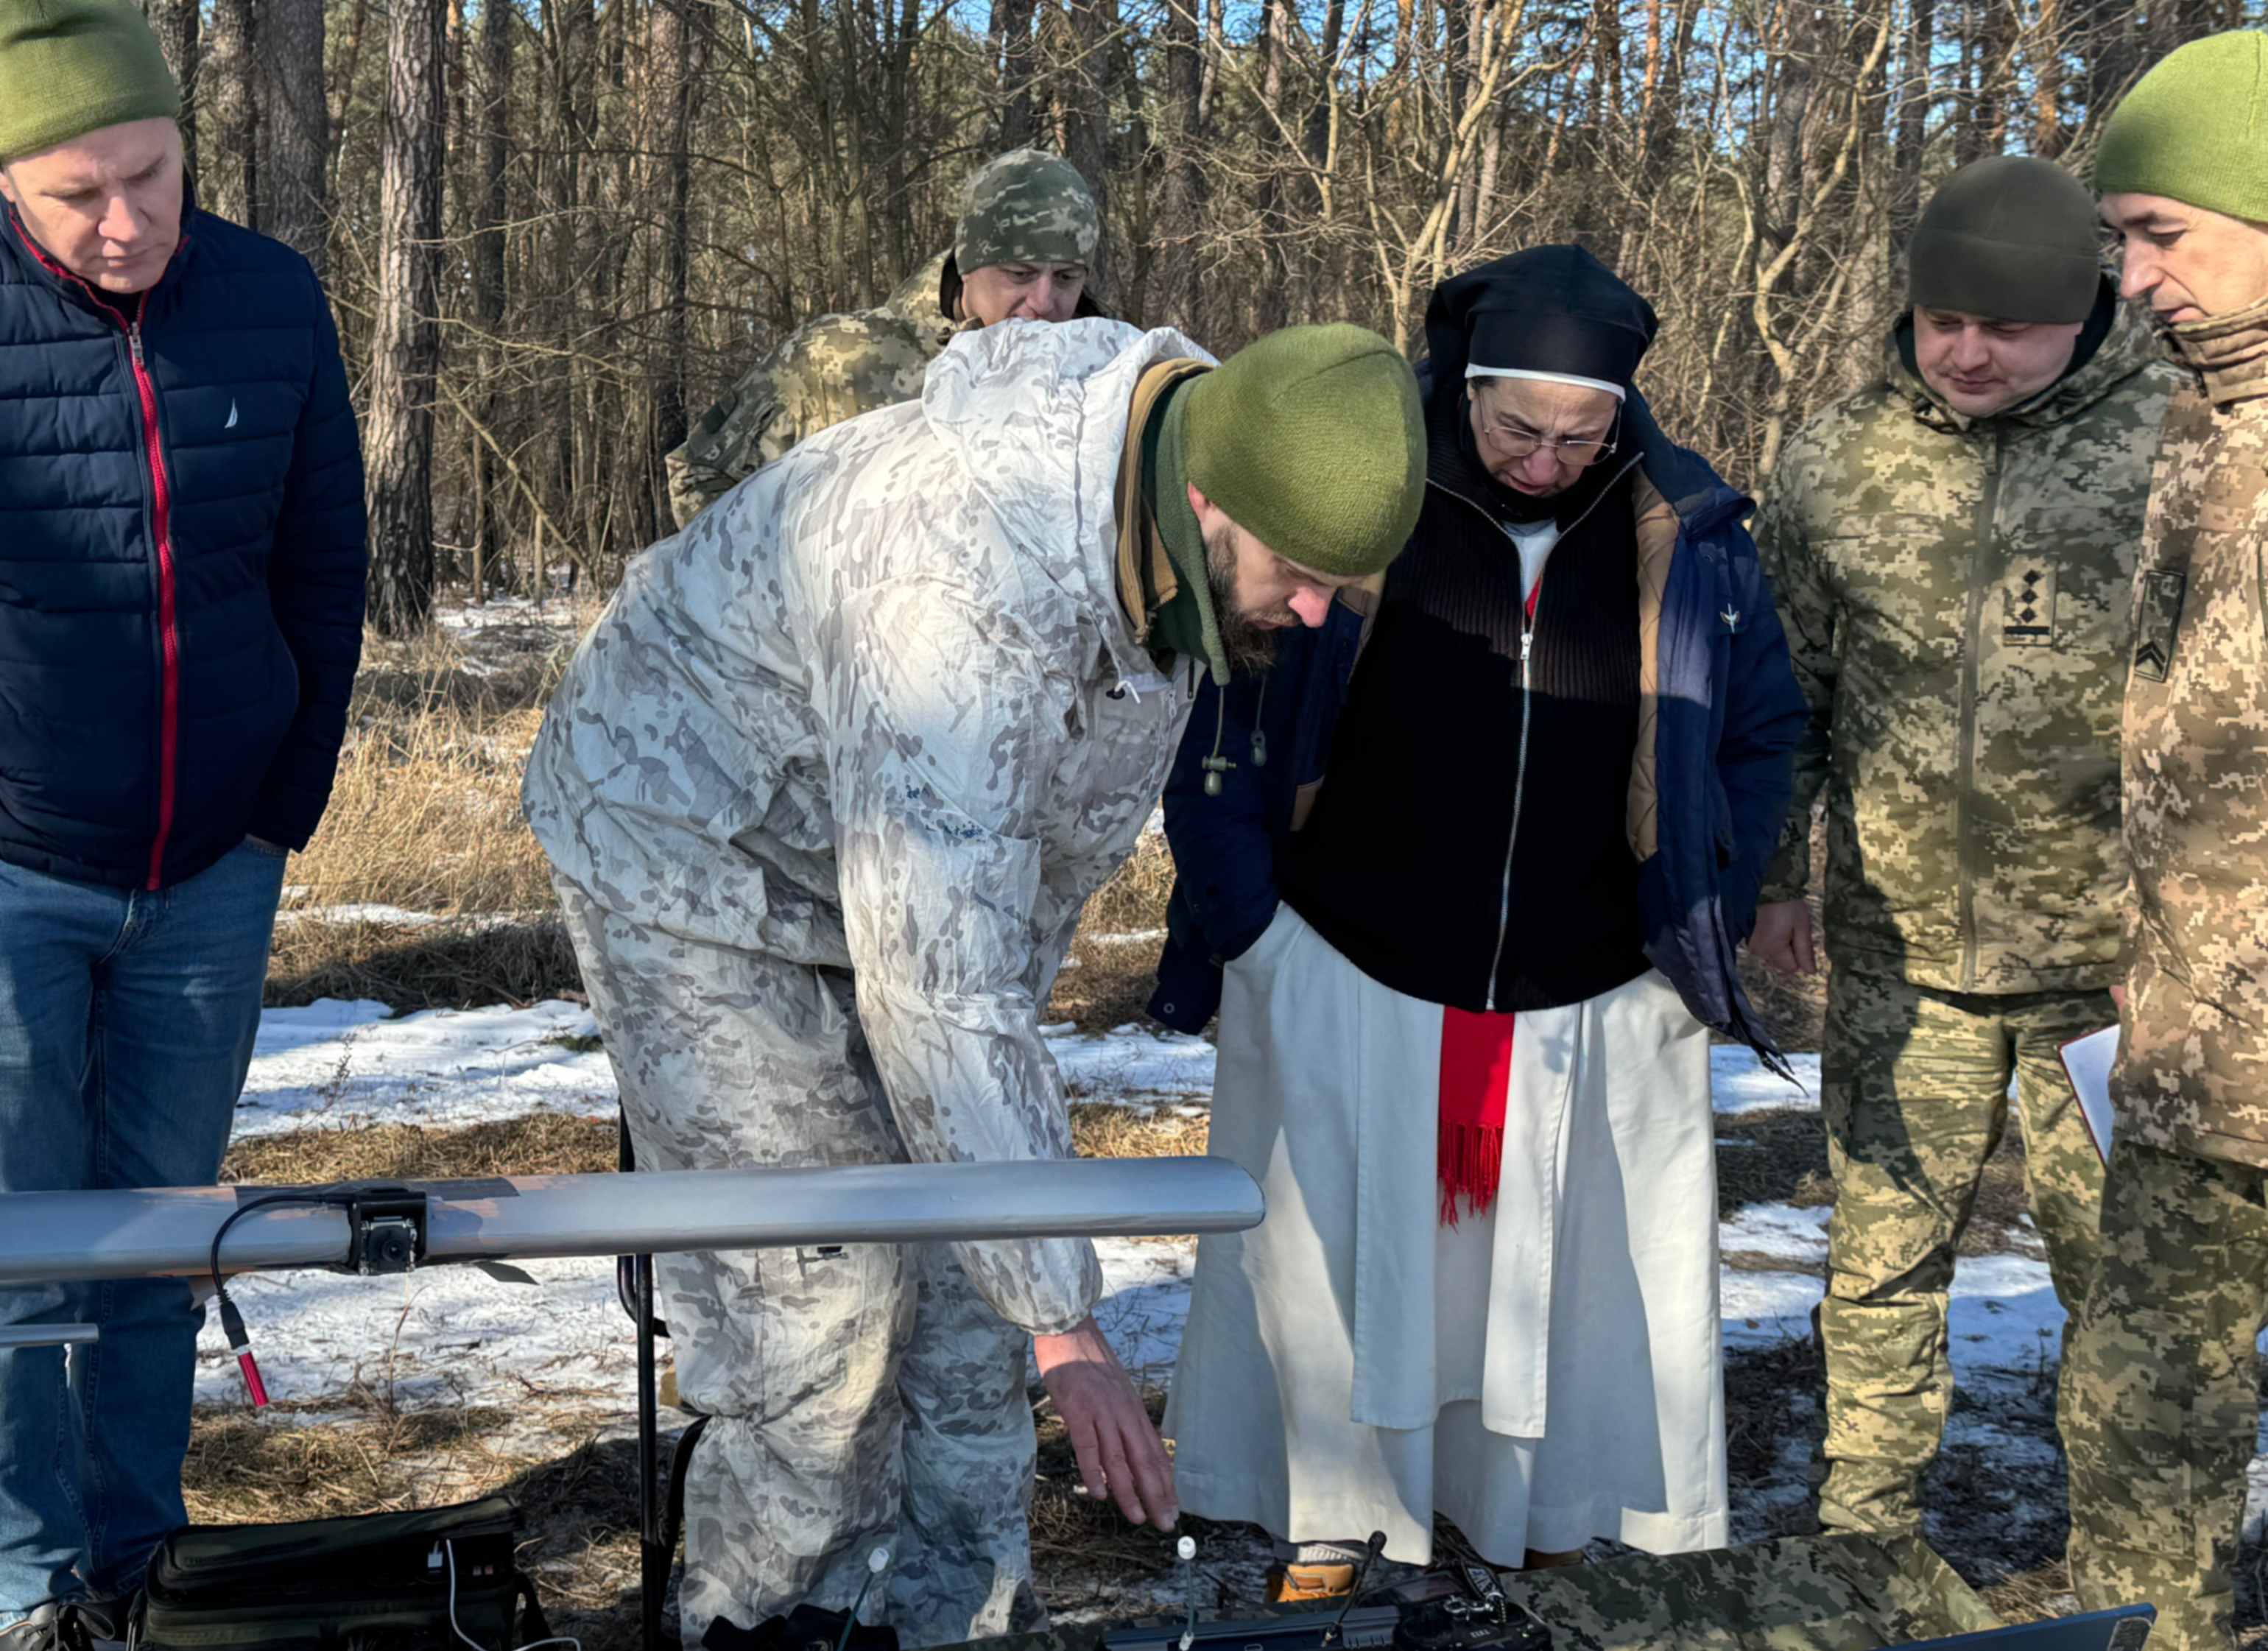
[343,1184,429,1275]
[1102,1605,1404,1651]
[133,1494,546,1651]
[1392,1560,1552,1651]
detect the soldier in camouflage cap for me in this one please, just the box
[1749,155,2180,1541]
[664,150,1105,528]
[2060,34,2268,1651]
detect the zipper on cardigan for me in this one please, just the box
[1427,452,1642,1015]
[1485,608,1537,1013]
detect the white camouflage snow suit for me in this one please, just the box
[524,318,1208,1647]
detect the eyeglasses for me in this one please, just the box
[1479,421,1618,466]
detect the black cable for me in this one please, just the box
[1320,1534,1388,1649]
[208,1191,359,1409]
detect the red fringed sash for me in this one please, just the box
[1438,1006,1514,1225]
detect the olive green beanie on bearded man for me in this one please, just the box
[0,0,180,165]
[2094,30,2268,226]
[1180,323,1427,581]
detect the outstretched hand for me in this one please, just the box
[1033,1316,1178,1530]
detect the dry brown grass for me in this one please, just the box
[267,614,587,1011]
[293,621,571,919]
[221,1112,620,1185]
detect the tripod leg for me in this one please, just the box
[638,1254,664,1651]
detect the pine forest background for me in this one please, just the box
[134,0,2268,636]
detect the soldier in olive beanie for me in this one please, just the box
[2096,31,2268,227]
[0,0,180,165]
[1181,323,1426,579]
[1910,155,2105,325]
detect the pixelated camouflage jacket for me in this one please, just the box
[2116,295,2268,1166]
[524,320,1211,1334]
[1755,292,2179,994]
[663,253,962,529]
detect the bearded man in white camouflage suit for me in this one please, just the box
[524,318,1425,1647]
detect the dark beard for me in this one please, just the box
[1205,521,1280,674]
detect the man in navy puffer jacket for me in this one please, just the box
[0,0,365,1634]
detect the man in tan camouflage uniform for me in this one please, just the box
[1750,155,2180,1539]
[664,149,1104,527]
[524,320,1425,1647]
[2060,34,2268,1651]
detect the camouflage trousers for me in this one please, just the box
[2062,1140,2268,1651]
[555,881,1045,1650]
[1817,969,2111,1535]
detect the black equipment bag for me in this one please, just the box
[135,1494,550,1651]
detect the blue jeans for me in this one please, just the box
[0,842,286,1619]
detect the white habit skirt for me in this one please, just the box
[1165,904,1727,1566]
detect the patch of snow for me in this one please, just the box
[1720,1202,1831,1267]
[199,1236,1197,1410]
[274,904,444,929]
[1085,929,1168,945]
[1712,1046,1820,1115]
[195,1256,624,1409]
[432,595,582,636]
[1720,1248,2065,1382]
[236,999,612,1138]
[1091,1239,1196,1381]
[1045,1024,1216,1102]
[1720,1269,1825,1348]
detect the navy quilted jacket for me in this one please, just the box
[0,197,366,890]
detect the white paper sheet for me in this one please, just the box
[2060,1024,2121,1166]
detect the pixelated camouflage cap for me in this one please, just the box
[954,149,1100,274]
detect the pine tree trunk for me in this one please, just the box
[655,0,701,460]
[365,0,448,637]
[473,0,514,594]
[993,0,1040,147]
[141,0,200,180]
[202,0,258,226]
[260,0,328,275]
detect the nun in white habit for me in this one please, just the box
[1155,246,1805,1595]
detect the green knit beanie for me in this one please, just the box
[1911,156,2104,323]
[0,0,180,164]
[2095,31,2268,225]
[1182,323,1426,580]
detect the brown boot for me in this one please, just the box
[1263,1562,1359,1604]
